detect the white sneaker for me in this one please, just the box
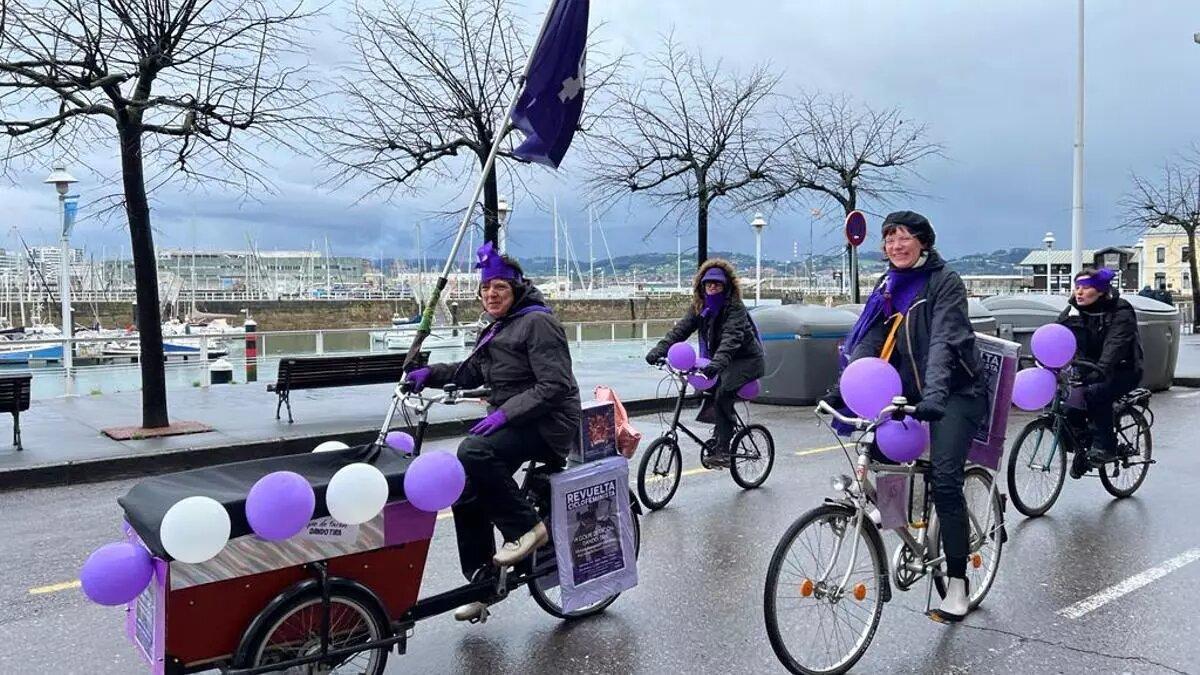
[453,601,490,623]
[492,522,549,567]
[927,577,970,624]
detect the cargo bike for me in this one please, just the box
[115,383,642,674]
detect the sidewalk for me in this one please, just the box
[1175,334,1200,387]
[0,346,679,491]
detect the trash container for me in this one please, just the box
[750,304,858,405]
[209,357,234,385]
[835,300,996,335]
[982,293,1181,391]
[1123,294,1181,391]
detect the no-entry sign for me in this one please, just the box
[845,210,867,247]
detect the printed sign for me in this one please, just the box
[134,583,155,657]
[302,516,359,544]
[967,333,1020,470]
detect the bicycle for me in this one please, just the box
[636,360,775,510]
[762,399,1006,675]
[1006,358,1155,518]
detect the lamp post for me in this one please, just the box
[496,196,511,254]
[751,212,767,306]
[1070,0,1085,277]
[1135,237,1146,289]
[44,167,78,389]
[809,208,822,291]
[1043,231,1056,293]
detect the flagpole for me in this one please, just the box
[372,0,567,450]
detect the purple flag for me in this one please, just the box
[510,0,589,168]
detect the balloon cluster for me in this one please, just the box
[1011,324,1076,411]
[837,357,929,463]
[664,343,717,391]
[80,437,464,607]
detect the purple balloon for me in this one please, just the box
[667,342,697,371]
[80,541,154,606]
[246,471,316,541]
[386,431,415,454]
[687,357,717,391]
[1031,323,1077,369]
[737,379,761,400]
[840,357,903,419]
[404,451,467,512]
[876,419,930,463]
[1012,367,1057,411]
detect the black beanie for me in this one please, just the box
[882,210,936,248]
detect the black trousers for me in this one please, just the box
[452,424,559,580]
[929,391,987,579]
[1083,371,1140,452]
[712,357,764,452]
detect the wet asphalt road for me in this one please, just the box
[2,389,1199,674]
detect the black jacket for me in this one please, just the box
[849,251,983,408]
[1055,295,1143,380]
[426,283,581,456]
[656,301,764,374]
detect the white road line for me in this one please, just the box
[1057,547,1200,619]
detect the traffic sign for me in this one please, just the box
[844,210,867,247]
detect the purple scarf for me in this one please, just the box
[842,264,932,365]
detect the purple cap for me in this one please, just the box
[476,242,521,283]
[701,267,727,284]
[1075,267,1115,292]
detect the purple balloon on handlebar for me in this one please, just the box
[667,342,697,371]
[876,418,929,463]
[1011,367,1056,411]
[840,357,902,419]
[1030,324,1076,369]
[687,357,717,391]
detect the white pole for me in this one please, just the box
[676,234,682,290]
[553,197,560,295]
[588,206,594,291]
[755,228,762,306]
[59,195,73,385]
[1070,0,1085,277]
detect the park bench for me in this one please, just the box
[0,373,32,450]
[268,353,420,423]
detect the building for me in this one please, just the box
[1016,246,1141,293]
[1140,225,1193,294]
[961,275,1028,297]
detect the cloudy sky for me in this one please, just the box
[3,1,1199,267]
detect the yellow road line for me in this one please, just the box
[29,580,81,595]
[28,444,843,597]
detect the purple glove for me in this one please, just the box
[470,409,508,436]
[405,367,431,392]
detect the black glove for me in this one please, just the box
[913,400,945,422]
[819,387,845,410]
[645,347,667,365]
[701,362,721,378]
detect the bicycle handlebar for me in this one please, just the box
[815,400,916,431]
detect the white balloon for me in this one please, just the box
[326,463,389,525]
[161,496,231,564]
[313,440,350,453]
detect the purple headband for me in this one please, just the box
[1075,267,1115,292]
[476,242,521,284]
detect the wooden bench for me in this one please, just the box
[268,353,422,423]
[0,373,32,450]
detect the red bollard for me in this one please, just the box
[244,318,258,383]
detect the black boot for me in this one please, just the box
[1087,445,1118,465]
[1069,449,1089,479]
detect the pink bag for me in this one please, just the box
[593,385,642,459]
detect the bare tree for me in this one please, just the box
[0,0,314,428]
[759,92,940,219]
[1122,152,1200,329]
[587,37,782,265]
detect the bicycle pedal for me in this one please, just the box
[470,606,491,624]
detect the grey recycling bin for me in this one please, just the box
[1123,294,1181,391]
[835,300,997,336]
[982,293,1181,391]
[750,304,858,405]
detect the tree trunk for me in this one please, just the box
[480,154,500,247]
[119,123,170,428]
[1188,225,1200,332]
[696,187,709,266]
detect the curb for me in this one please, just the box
[1172,377,1200,388]
[0,395,692,492]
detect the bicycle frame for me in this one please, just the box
[657,366,749,450]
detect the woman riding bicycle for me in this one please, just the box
[822,210,985,624]
[645,259,764,467]
[405,242,581,622]
[1056,266,1144,479]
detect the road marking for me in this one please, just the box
[796,445,843,457]
[1057,547,1200,619]
[29,580,81,595]
[28,443,842,596]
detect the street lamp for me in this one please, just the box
[1043,231,1056,293]
[496,196,511,254]
[43,166,78,384]
[750,212,767,306]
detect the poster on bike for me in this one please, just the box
[968,333,1021,470]
[550,456,638,612]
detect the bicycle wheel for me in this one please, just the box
[637,436,682,510]
[764,504,886,675]
[1100,408,1152,498]
[1006,417,1067,518]
[236,585,390,675]
[529,491,642,619]
[730,423,775,489]
[932,467,1005,611]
